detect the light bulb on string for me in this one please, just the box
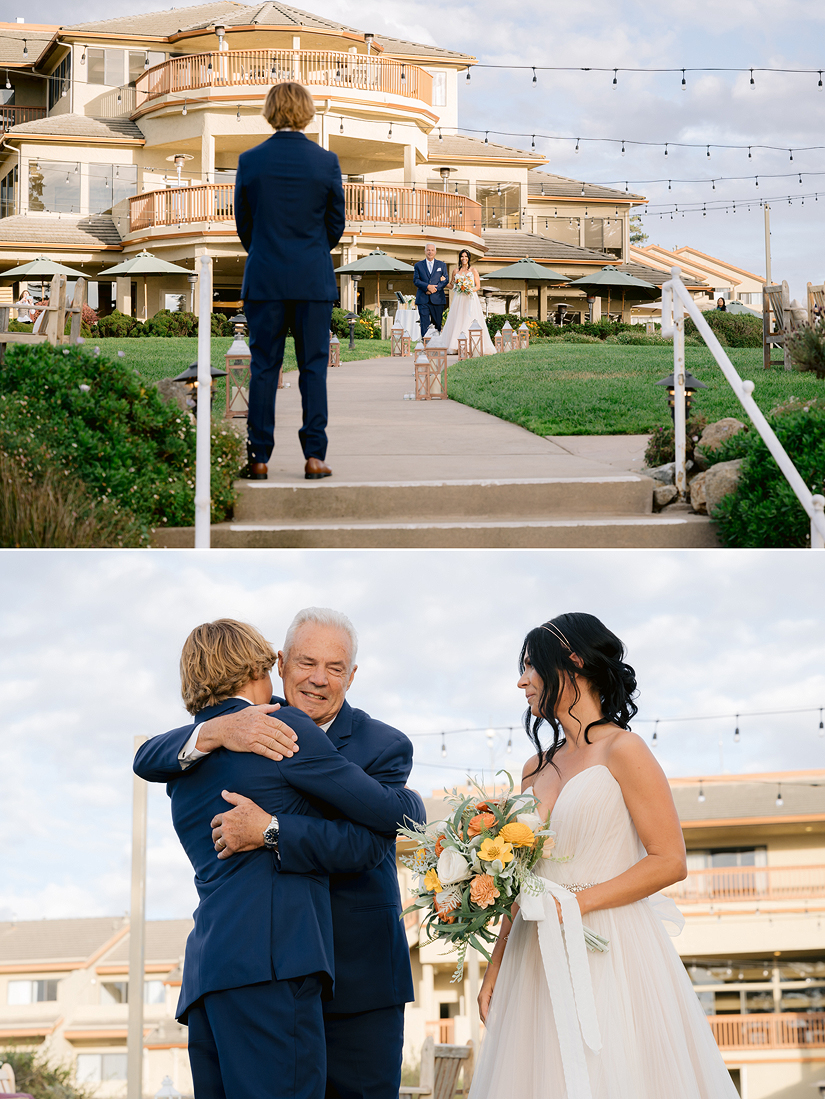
[789,150,794,161]
[748,147,752,158]
[575,137,580,153]
[441,731,446,758]
[466,67,471,82]
[664,143,668,156]
[532,67,537,86]
[612,68,618,88]
[819,71,824,88]
[818,708,823,735]
[698,783,705,803]
[651,720,658,748]
[734,715,740,743]
[750,68,755,87]
[681,68,686,89]
[706,145,711,158]
[621,140,625,155]
[776,785,784,808]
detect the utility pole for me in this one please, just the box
[127,735,148,1099]
[764,203,772,285]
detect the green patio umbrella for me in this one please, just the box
[104,249,194,321]
[566,264,658,316]
[481,258,571,283]
[1,255,87,304]
[334,249,416,315]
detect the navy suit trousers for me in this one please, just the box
[187,973,325,1099]
[245,299,333,464]
[324,1004,405,1099]
[417,301,444,335]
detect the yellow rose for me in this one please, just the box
[499,822,536,848]
[478,837,514,865]
[424,868,442,893]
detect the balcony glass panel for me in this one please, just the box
[89,163,138,213]
[476,182,520,229]
[28,160,81,214]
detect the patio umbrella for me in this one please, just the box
[481,258,570,317]
[1,255,87,303]
[104,249,194,321]
[566,264,659,316]
[334,249,416,315]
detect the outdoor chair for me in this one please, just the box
[763,281,798,370]
[399,1037,474,1099]
[807,281,825,326]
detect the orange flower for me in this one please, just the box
[499,822,536,849]
[435,834,446,856]
[468,812,496,837]
[434,894,459,923]
[470,874,501,909]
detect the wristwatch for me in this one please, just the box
[263,815,280,852]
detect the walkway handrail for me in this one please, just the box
[661,265,825,548]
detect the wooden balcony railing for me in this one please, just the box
[0,106,47,131]
[709,1012,825,1049]
[136,50,432,106]
[129,183,483,236]
[663,864,825,904]
[426,1019,455,1045]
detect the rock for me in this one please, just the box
[704,459,743,516]
[153,377,190,414]
[646,462,675,485]
[697,418,745,456]
[653,484,678,510]
[690,470,708,513]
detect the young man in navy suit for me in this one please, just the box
[413,242,449,337]
[135,609,425,1099]
[235,82,345,482]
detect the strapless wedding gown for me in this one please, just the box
[434,289,497,355]
[469,766,738,1099]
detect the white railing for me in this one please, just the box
[661,266,825,548]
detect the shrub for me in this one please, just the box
[211,311,234,337]
[705,405,825,547]
[787,324,825,380]
[685,309,763,348]
[644,415,708,468]
[329,306,379,339]
[95,309,143,338]
[142,309,198,337]
[0,1048,96,1099]
[0,342,244,544]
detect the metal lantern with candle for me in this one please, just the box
[328,332,340,368]
[468,320,484,358]
[518,322,530,349]
[494,331,503,352]
[655,370,708,420]
[415,347,447,400]
[501,320,514,351]
[456,331,468,360]
[172,360,227,419]
[402,329,412,356]
[224,313,251,417]
[390,323,405,357]
[345,311,358,350]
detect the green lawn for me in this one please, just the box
[447,343,823,436]
[94,336,390,417]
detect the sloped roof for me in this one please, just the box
[619,259,705,289]
[0,917,127,964]
[0,25,57,66]
[528,170,645,203]
[102,920,193,964]
[4,114,144,142]
[673,775,825,824]
[428,134,546,164]
[481,229,614,263]
[61,2,473,60]
[0,215,123,250]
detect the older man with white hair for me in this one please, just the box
[136,608,425,1099]
[413,242,449,337]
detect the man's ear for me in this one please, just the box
[276,650,285,677]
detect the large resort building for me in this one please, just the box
[0,1,724,324]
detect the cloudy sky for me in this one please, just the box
[2,548,824,925]
[17,0,825,297]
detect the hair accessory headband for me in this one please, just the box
[541,622,571,650]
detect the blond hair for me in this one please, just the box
[263,82,315,131]
[180,619,277,715]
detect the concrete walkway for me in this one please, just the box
[266,354,649,483]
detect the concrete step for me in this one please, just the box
[154,513,719,549]
[232,474,656,523]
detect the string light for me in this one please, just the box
[441,731,446,758]
[532,67,537,86]
[182,99,187,115]
[681,68,686,88]
[750,68,755,87]
[651,720,658,748]
[776,785,784,808]
[612,68,618,87]
[697,783,705,803]
[734,715,740,742]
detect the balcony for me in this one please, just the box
[135,50,432,108]
[709,1012,825,1049]
[128,182,483,237]
[0,106,47,131]
[663,865,825,904]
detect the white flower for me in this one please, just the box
[517,811,544,833]
[437,848,472,886]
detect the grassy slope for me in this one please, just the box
[447,344,822,436]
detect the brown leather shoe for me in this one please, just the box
[305,457,332,480]
[240,462,268,481]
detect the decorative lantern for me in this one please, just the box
[172,361,227,419]
[456,331,468,360]
[345,312,357,350]
[423,324,438,349]
[468,320,484,358]
[223,314,251,417]
[390,323,405,357]
[501,320,514,351]
[415,347,447,400]
[655,370,708,420]
[402,329,412,356]
[518,322,530,349]
[494,331,503,352]
[328,332,340,367]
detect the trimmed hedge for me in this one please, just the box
[0,342,244,546]
[93,309,234,338]
[685,309,763,348]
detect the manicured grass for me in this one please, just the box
[447,343,824,436]
[94,336,390,417]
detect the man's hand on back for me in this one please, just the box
[195,704,299,760]
[211,792,271,859]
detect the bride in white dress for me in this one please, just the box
[470,613,739,1099]
[434,249,497,355]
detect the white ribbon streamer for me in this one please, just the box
[519,879,602,1099]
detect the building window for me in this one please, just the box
[76,1053,127,1084]
[431,72,446,107]
[7,979,58,1004]
[476,182,520,229]
[48,53,71,112]
[0,165,18,219]
[100,979,166,1005]
[28,160,81,214]
[539,216,580,246]
[89,163,138,213]
[87,48,125,87]
[128,51,164,86]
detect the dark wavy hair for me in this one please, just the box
[520,612,638,779]
[457,249,471,270]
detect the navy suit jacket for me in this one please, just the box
[235,131,346,302]
[413,258,449,306]
[134,697,420,1021]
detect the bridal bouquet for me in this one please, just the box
[399,773,609,980]
[452,272,475,295]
